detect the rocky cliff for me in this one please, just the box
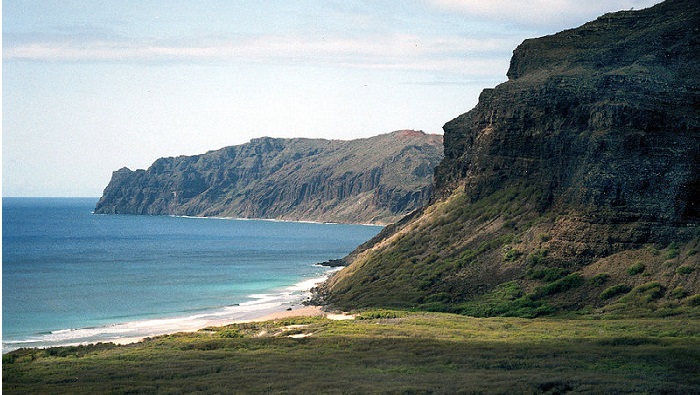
[322,0,700,317]
[95,130,443,225]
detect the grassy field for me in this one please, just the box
[4,311,700,394]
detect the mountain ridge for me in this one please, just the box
[95,130,443,225]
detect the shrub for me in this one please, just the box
[356,310,406,320]
[424,292,451,303]
[590,273,610,287]
[601,284,632,299]
[646,245,660,255]
[626,262,645,276]
[665,242,679,260]
[688,248,698,256]
[671,287,688,299]
[622,282,665,303]
[503,247,522,262]
[218,329,243,338]
[532,274,584,298]
[676,266,695,275]
[526,249,549,265]
[687,294,700,307]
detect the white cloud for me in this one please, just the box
[3,32,517,76]
[430,0,663,28]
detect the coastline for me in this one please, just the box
[3,199,377,354]
[2,268,345,353]
[109,305,330,346]
[110,305,357,346]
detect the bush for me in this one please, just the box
[671,287,688,299]
[503,247,522,262]
[676,266,695,275]
[590,273,610,287]
[665,242,679,260]
[626,262,645,276]
[526,249,549,265]
[532,274,584,298]
[356,310,406,320]
[687,294,700,307]
[601,284,632,299]
[218,329,243,338]
[622,282,665,303]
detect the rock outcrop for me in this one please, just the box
[322,0,700,317]
[95,130,443,225]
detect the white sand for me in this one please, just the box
[109,305,355,346]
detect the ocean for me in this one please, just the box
[2,198,381,352]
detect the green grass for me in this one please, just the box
[325,186,546,310]
[5,312,700,394]
[601,284,633,299]
[626,262,646,276]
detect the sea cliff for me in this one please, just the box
[95,130,443,225]
[322,0,700,316]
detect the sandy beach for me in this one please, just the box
[109,305,354,346]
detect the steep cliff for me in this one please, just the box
[95,130,443,225]
[322,0,700,317]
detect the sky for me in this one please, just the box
[3,0,663,197]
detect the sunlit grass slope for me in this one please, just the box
[4,312,700,394]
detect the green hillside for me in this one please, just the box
[321,0,700,317]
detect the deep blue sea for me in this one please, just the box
[2,198,381,352]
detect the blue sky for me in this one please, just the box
[3,0,662,197]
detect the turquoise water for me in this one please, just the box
[2,198,380,352]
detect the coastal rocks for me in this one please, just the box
[95,130,443,225]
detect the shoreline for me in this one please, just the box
[109,304,331,346]
[70,304,359,348]
[3,302,332,353]
[3,269,347,353]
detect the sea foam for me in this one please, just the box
[2,269,336,353]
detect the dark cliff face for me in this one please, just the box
[95,130,443,225]
[434,0,699,245]
[323,0,700,316]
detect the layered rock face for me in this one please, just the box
[95,130,443,225]
[323,0,700,314]
[435,0,699,254]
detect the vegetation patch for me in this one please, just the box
[526,249,549,265]
[325,186,544,311]
[356,310,408,320]
[676,265,695,275]
[688,294,700,307]
[502,246,522,262]
[665,242,680,260]
[531,273,584,299]
[671,287,688,299]
[4,312,700,394]
[601,284,633,300]
[626,262,646,276]
[613,282,666,307]
[590,273,610,287]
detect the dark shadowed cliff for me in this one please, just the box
[322,0,700,317]
[95,130,443,225]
